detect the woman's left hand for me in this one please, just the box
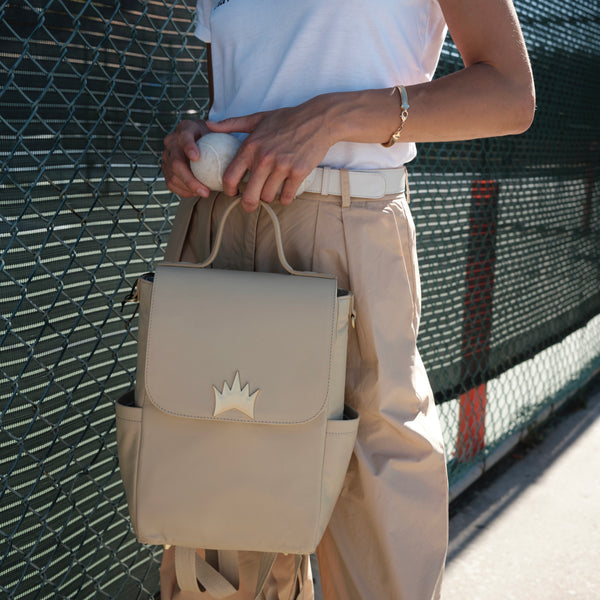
[206,98,335,212]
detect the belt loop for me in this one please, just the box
[340,168,351,208]
[320,166,331,196]
[404,165,410,204]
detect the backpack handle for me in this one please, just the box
[196,197,332,279]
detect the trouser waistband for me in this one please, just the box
[301,166,407,206]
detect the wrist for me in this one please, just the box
[311,88,409,146]
[381,85,410,147]
[301,93,345,148]
[315,91,366,146]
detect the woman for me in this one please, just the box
[160,1,535,598]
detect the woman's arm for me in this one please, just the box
[397,0,536,142]
[164,0,535,211]
[312,0,536,147]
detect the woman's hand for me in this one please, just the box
[206,97,335,212]
[162,119,212,198]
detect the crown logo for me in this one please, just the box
[212,371,259,419]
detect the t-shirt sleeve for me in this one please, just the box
[194,0,213,42]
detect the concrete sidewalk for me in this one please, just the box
[442,380,600,600]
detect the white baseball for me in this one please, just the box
[190,133,242,191]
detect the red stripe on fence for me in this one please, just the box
[456,180,499,462]
[457,384,488,461]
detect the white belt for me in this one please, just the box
[302,166,406,201]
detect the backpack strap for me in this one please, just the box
[255,553,310,600]
[216,550,240,591]
[175,547,238,597]
[175,548,310,600]
[254,552,278,598]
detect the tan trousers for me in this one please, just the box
[163,188,449,600]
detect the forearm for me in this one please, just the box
[322,0,536,147]
[321,64,535,147]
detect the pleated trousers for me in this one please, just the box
[163,186,449,600]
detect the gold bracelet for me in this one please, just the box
[382,85,410,147]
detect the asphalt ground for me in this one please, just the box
[442,375,600,600]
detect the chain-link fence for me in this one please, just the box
[1,0,599,598]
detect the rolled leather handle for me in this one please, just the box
[196,198,332,279]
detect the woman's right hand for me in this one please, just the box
[162,119,212,198]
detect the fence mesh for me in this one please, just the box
[1,0,599,598]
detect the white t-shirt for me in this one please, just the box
[194,0,447,169]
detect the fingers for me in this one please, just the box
[162,120,211,198]
[222,140,310,212]
[250,164,307,209]
[206,104,328,210]
[206,113,264,134]
[238,163,275,213]
[221,143,251,201]
[279,171,306,205]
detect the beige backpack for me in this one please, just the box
[115,199,358,598]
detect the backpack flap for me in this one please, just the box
[144,262,339,425]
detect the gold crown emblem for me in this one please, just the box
[212,371,259,419]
